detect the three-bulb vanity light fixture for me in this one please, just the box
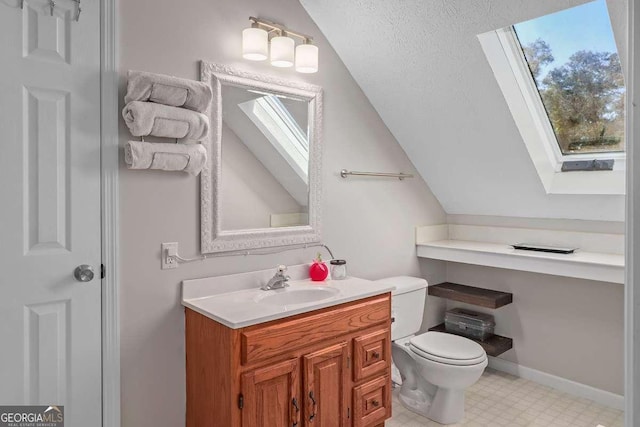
[242,17,319,73]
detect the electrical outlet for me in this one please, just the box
[161,242,179,270]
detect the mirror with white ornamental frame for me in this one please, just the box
[200,62,323,253]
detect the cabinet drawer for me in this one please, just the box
[241,295,389,365]
[353,375,391,427]
[353,328,390,382]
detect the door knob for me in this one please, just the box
[74,264,95,282]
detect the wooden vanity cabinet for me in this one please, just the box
[186,293,392,427]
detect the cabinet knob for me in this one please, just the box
[371,399,380,407]
[372,351,380,359]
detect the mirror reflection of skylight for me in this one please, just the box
[513,0,625,154]
[238,95,309,183]
[260,95,309,151]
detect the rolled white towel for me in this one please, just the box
[125,70,213,113]
[122,101,210,141]
[124,141,208,175]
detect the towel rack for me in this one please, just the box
[140,136,181,144]
[340,169,414,180]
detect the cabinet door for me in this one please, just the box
[241,358,301,427]
[303,342,349,427]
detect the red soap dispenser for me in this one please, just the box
[309,253,329,281]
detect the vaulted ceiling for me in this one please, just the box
[300,0,627,221]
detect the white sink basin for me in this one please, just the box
[254,286,340,307]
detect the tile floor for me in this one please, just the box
[387,369,624,427]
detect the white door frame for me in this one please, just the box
[627,0,640,426]
[101,0,120,425]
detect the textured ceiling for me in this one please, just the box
[300,0,627,221]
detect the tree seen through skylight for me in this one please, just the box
[513,0,625,154]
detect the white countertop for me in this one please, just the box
[182,273,395,329]
[417,240,624,284]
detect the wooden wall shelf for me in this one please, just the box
[429,323,513,357]
[428,282,513,309]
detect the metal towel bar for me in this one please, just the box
[340,169,414,180]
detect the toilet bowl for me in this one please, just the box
[393,333,487,425]
[376,276,488,425]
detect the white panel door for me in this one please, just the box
[0,0,102,425]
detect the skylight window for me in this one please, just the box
[478,0,626,195]
[513,0,625,155]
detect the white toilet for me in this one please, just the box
[377,277,488,425]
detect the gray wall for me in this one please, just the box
[118,0,446,426]
[444,263,624,395]
[437,215,625,395]
[117,1,624,425]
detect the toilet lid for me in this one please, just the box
[409,332,486,364]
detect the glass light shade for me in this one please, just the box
[270,36,295,67]
[295,43,319,73]
[242,27,268,61]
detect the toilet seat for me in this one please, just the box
[409,332,487,366]
[410,345,487,366]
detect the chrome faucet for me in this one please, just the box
[261,265,290,290]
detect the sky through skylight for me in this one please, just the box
[513,0,625,154]
[514,0,618,77]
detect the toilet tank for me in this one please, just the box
[375,276,428,341]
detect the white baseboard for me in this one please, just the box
[488,357,624,411]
